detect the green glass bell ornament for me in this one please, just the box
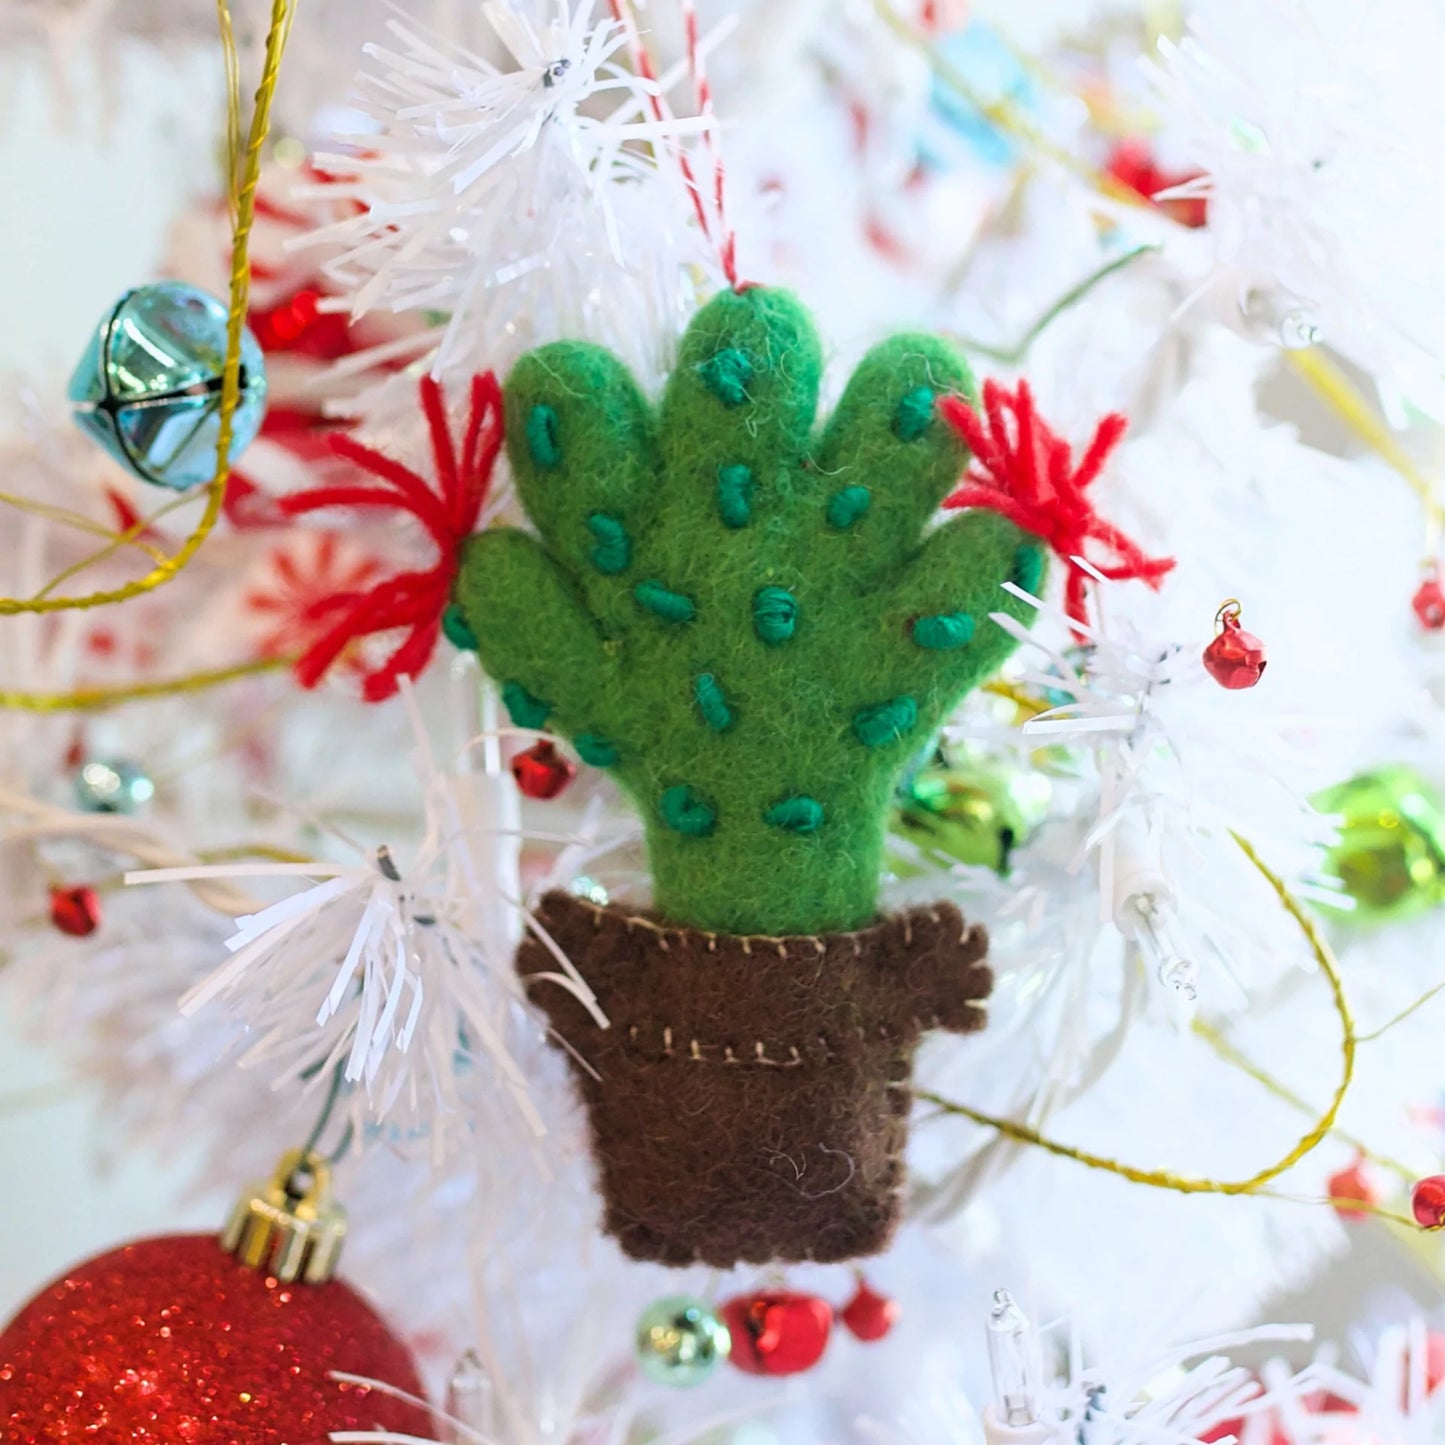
[69,282,267,489]
[1313,765,1445,922]
[634,1296,730,1387]
[892,756,1051,874]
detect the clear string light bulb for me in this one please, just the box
[983,1290,1050,1444]
[1131,894,1200,1003]
[445,1348,496,1442]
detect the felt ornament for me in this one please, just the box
[456,287,1043,935]
[455,286,1042,1265]
[514,890,992,1266]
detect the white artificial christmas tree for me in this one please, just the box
[2,1,1445,1441]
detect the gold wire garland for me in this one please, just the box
[922,833,1361,1200]
[1192,1018,1418,1185]
[0,657,291,714]
[1286,348,1445,527]
[0,0,296,622]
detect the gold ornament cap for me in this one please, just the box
[221,1149,348,1284]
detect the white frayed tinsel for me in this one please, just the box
[994,581,1334,1007]
[309,0,717,412]
[862,1318,1318,1445]
[1151,0,1445,412]
[128,687,602,1159]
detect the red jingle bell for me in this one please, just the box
[1327,1156,1376,1222]
[720,1292,833,1376]
[1412,1174,1445,1229]
[1413,571,1445,630]
[840,1277,900,1342]
[49,884,101,937]
[511,740,577,800]
[1203,602,1267,690]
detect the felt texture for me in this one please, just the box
[456,287,1042,934]
[516,890,993,1268]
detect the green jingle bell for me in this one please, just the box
[1313,765,1445,922]
[69,282,267,489]
[892,756,1051,874]
[634,1296,730,1387]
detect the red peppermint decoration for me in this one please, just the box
[277,373,502,702]
[225,412,359,532]
[244,532,384,665]
[941,379,1174,630]
[104,488,162,543]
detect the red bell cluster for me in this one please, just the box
[1412,1174,1445,1229]
[1203,605,1268,689]
[718,1277,900,1378]
[511,740,578,801]
[49,885,102,938]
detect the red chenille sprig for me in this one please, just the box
[278,373,501,701]
[940,378,1174,629]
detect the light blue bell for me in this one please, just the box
[68,282,268,490]
[634,1296,730,1386]
[74,758,154,814]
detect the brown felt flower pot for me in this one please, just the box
[515,890,993,1269]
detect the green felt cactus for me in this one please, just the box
[455,287,1043,935]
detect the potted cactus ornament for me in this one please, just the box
[455,287,1044,1267]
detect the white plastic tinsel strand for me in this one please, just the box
[1149,0,1445,410]
[125,684,604,1158]
[306,0,717,403]
[987,579,1334,1006]
[860,1321,1317,1445]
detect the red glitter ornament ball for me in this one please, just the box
[840,1277,900,1342]
[0,1235,432,1444]
[511,739,577,800]
[720,1292,833,1376]
[1413,573,1445,630]
[1412,1174,1445,1229]
[48,884,101,937]
[1203,609,1268,690]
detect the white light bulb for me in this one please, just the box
[1131,895,1200,1006]
[987,1290,1045,1429]
[445,1348,495,1441]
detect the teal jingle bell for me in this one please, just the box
[74,758,154,815]
[634,1296,730,1387]
[69,282,267,489]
